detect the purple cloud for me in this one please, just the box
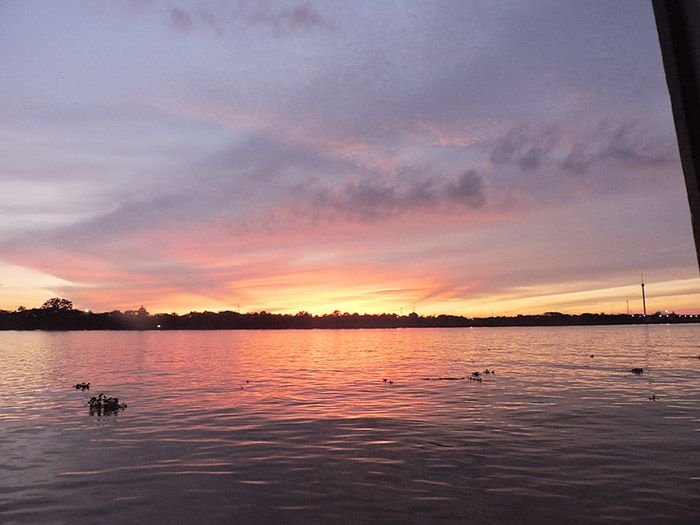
[247,3,329,34]
[489,126,561,171]
[489,121,677,175]
[286,169,486,224]
[157,1,330,37]
[170,7,194,32]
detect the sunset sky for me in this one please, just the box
[1,0,699,316]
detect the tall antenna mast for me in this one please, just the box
[641,274,647,316]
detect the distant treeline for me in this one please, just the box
[1,304,698,331]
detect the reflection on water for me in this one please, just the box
[1,326,699,523]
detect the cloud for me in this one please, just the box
[247,2,329,34]
[170,7,194,32]
[489,121,677,176]
[489,128,527,165]
[562,143,592,173]
[560,121,677,174]
[3,0,696,317]
[160,1,330,37]
[596,121,676,167]
[285,169,486,224]
[489,126,561,171]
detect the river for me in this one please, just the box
[1,325,699,523]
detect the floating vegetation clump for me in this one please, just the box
[75,382,90,390]
[420,369,496,383]
[87,393,127,416]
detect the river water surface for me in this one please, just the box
[1,325,699,523]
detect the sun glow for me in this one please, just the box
[0,263,76,310]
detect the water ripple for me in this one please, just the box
[1,326,700,522]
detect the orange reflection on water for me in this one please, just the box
[121,328,489,422]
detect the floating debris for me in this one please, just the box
[424,440,453,448]
[649,395,657,401]
[75,382,90,390]
[87,393,127,416]
[420,369,495,384]
[630,367,644,375]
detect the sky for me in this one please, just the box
[1,0,699,316]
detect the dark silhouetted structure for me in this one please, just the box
[0,305,698,331]
[653,0,700,270]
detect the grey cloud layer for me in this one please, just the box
[288,170,486,223]
[137,1,671,161]
[490,121,678,175]
[167,1,330,36]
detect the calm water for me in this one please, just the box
[1,325,699,523]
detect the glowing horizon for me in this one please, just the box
[3,260,698,317]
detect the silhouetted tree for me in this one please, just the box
[41,297,73,310]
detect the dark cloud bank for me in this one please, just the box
[288,170,486,223]
[490,120,677,175]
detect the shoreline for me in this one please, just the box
[1,309,698,331]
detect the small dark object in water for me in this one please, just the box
[389,380,394,384]
[630,367,644,375]
[472,371,481,378]
[75,382,90,390]
[484,369,491,374]
[649,395,657,401]
[425,441,453,448]
[420,377,465,381]
[87,393,127,416]
[383,378,387,382]
[591,355,594,358]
